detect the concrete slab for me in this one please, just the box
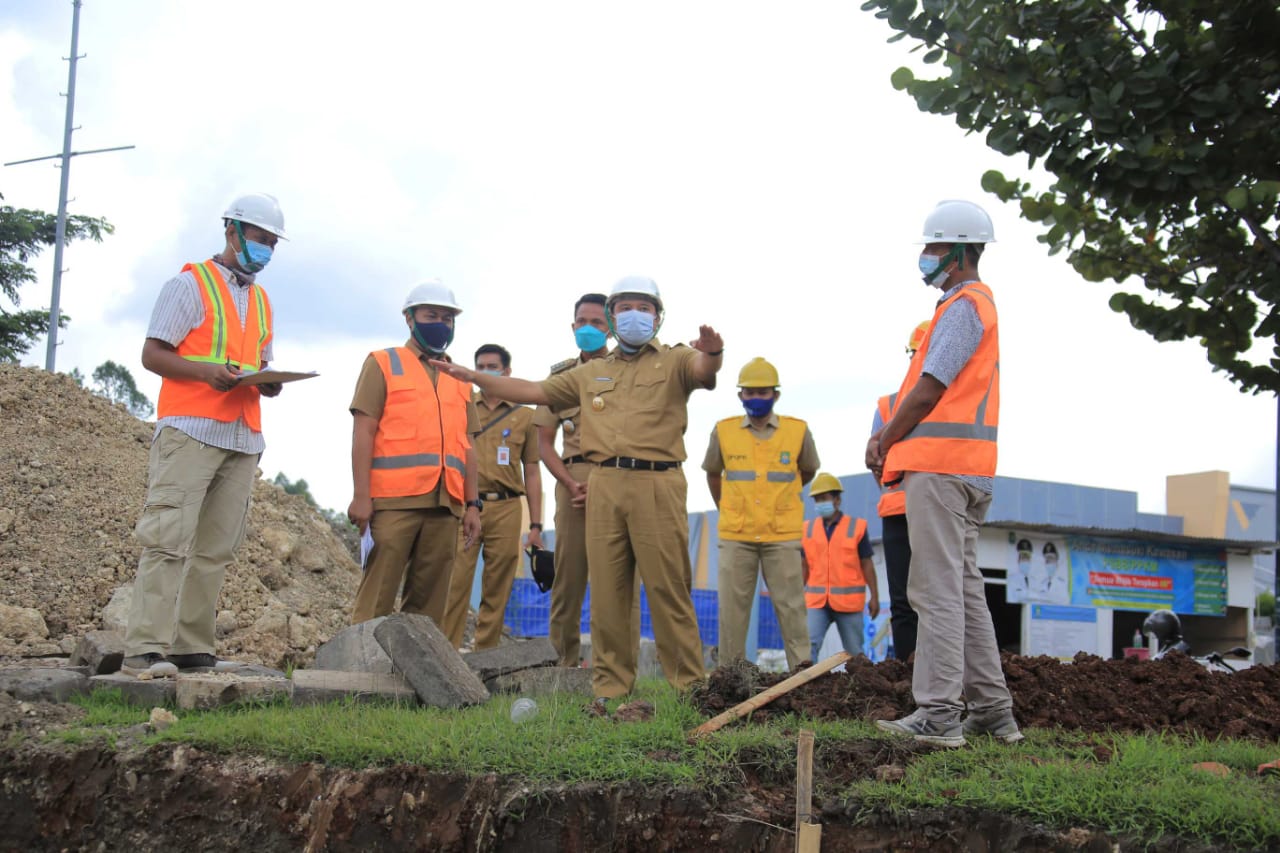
[486,666,593,696]
[69,631,125,675]
[290,669,418,706]
[175,673,290,711]
[89,672,176,707]
[373,614,489,708]
[0,668,89,703]
[463,638,559,682]
[315,618,394,673]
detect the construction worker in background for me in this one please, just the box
[535,294,640,666]
[347,281,481,626]
[429,276,724,699]
[443,345,543,650]
[122,193,288,678]
[801,474,880,661]
[868,199,1022,747]
[704,357,818,670]
[873,321,929,661]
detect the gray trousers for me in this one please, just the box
[904,471,1012,721]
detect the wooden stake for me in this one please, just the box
[795,729,814,852]
[688,651,851,738]
[797,822,822,852]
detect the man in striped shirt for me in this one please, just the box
[121,193,287,679]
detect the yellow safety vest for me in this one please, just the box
[716,415,807,542]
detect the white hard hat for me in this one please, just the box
[608,275,663,312]
[223,192,287,239]
[918,200,995,244]
[403,279,463,314]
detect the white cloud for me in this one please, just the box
[2,0,1272,525]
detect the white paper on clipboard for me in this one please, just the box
[359,526,375,570]
[236,368,319,386]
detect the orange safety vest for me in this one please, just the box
[802,515,868,612]
[875,393,905,518]
[369,347,470,501]
[883,282,999,483]
[156,261,272,431]
[715,415,808,542]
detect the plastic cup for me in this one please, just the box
[510,697,538,723]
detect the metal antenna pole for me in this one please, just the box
[3,0,134,372]
[44,0,83,372]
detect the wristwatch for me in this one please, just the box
[466,498,483,512]
[529,522,543,531]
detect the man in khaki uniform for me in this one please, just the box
[430,276,724,698]
[348,281,482,626]
[442,344,543,650]
[704,357,819,670]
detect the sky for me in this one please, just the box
[1,1,1274,526]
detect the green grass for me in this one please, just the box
[46,682,1280,850]
[845,728,1280,850]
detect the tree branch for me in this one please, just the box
[1241,212,1280,266]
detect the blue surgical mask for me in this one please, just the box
[412,321,454,353]
[614,310,656,351]
[918,253,948,288]
[480,368,503,377]
[742,397,775,418]
[816,501,837,519]
[232,221,274,273]
[574,324,608,353]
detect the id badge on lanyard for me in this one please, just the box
[497,428,511,466]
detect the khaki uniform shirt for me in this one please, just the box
[350,338,480,515]
[701,413,821,474]
[532,355,589,459]
[540,340,706,463]
[473,394,540,495]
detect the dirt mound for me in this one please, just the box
[691,653,1280,741]
[0,364,359,668]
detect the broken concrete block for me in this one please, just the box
[373,614,489,708]
[290,669,418,706]
[101,586,132,633]
[69,630,125,675]
[463,638,559,682]
[89,673,176,707]
[486,666,593,696]
[175,673,290,711]
[315,618,394,673]
[0,668,89,703]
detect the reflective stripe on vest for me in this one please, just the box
[801,514,868,612]
[716,415,808,543]
[156,261,272,430]
[875,392,906,517]
[369,347,470,501]
[883,282,999,482]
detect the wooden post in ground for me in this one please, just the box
[795,729,821,852]
[688,651,851,738]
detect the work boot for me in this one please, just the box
[120,653,178,679]
[166,652,241,672]
[962,709,1025,744]
[875,711,966,748]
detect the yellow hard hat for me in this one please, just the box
[809,472,843,497]
[737,357,780,388]
[907,321,929,354]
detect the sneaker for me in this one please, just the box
[121,653,178,679]
[963,709,1025,744]
[875,713,966,747]
[166,653,242,672]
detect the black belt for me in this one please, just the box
[597,457,681,472]
[563,455,586,465]
[480,489,523,501]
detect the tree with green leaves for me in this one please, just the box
[272,471,319,507]
[861,0,1280,392]
[0,193,114,362]
[91,360,154,419]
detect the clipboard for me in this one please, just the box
[236,369,319,386]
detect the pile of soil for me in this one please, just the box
[0,364,359,668]
[691,653,1280,740]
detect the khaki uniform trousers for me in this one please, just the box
[443,496,524,649]
[904,471,1013,721]
[351,507,459,625]
[549,463,641,666]
[717,539,810,670]
[125,427,256,657]
[586,467,704,698]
